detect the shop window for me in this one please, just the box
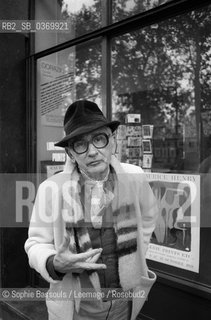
[111,4,211,295]
[111,5,211,174]
[32,0,211,300]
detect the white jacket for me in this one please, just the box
[25,156,158,320]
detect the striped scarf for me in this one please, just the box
[62,159,145,293]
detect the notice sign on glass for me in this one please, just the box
[39,61,74,127]
[146,172,200,273]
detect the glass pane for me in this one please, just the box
[36,38,102,173]
[112,0,173,23]
[112,5,211,174]
[112,4,211,289]
[35,0,101,52]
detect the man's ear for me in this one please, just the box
[65,148,76,163]
[111,133,117,155]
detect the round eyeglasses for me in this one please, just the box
[69,133,111,154]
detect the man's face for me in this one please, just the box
[67,127,115,179]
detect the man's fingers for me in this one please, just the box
[74,261,107,270]
[72,248,103,262]
[86,252,101,263]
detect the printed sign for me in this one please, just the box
[39,61,74,127]
[146,172,200,273]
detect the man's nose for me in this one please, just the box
[87,142,98,156]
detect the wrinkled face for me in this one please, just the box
[67,127,115,179]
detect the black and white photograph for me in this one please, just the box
[1,0,211,320]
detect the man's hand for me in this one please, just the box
[53,236,106,274]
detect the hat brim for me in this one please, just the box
[54,120,120,148]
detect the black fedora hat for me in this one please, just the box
[55,100,120,148]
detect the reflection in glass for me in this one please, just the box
[61,0,101,37]
[35,0,101,52]
[111,5,211,173]
[112,0,173,23]
[74,40,102,102]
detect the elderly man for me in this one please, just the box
[25,100,158,320]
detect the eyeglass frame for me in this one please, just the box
[67,132,113,154]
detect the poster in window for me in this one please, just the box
[145,172,200,273]
[142,125,154,139]
[142,139,152,153]
[39,60,75,127]
[127,137,142,147]
[143,154,153,168]
[125,113,141,123]
[126,125,142,137]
